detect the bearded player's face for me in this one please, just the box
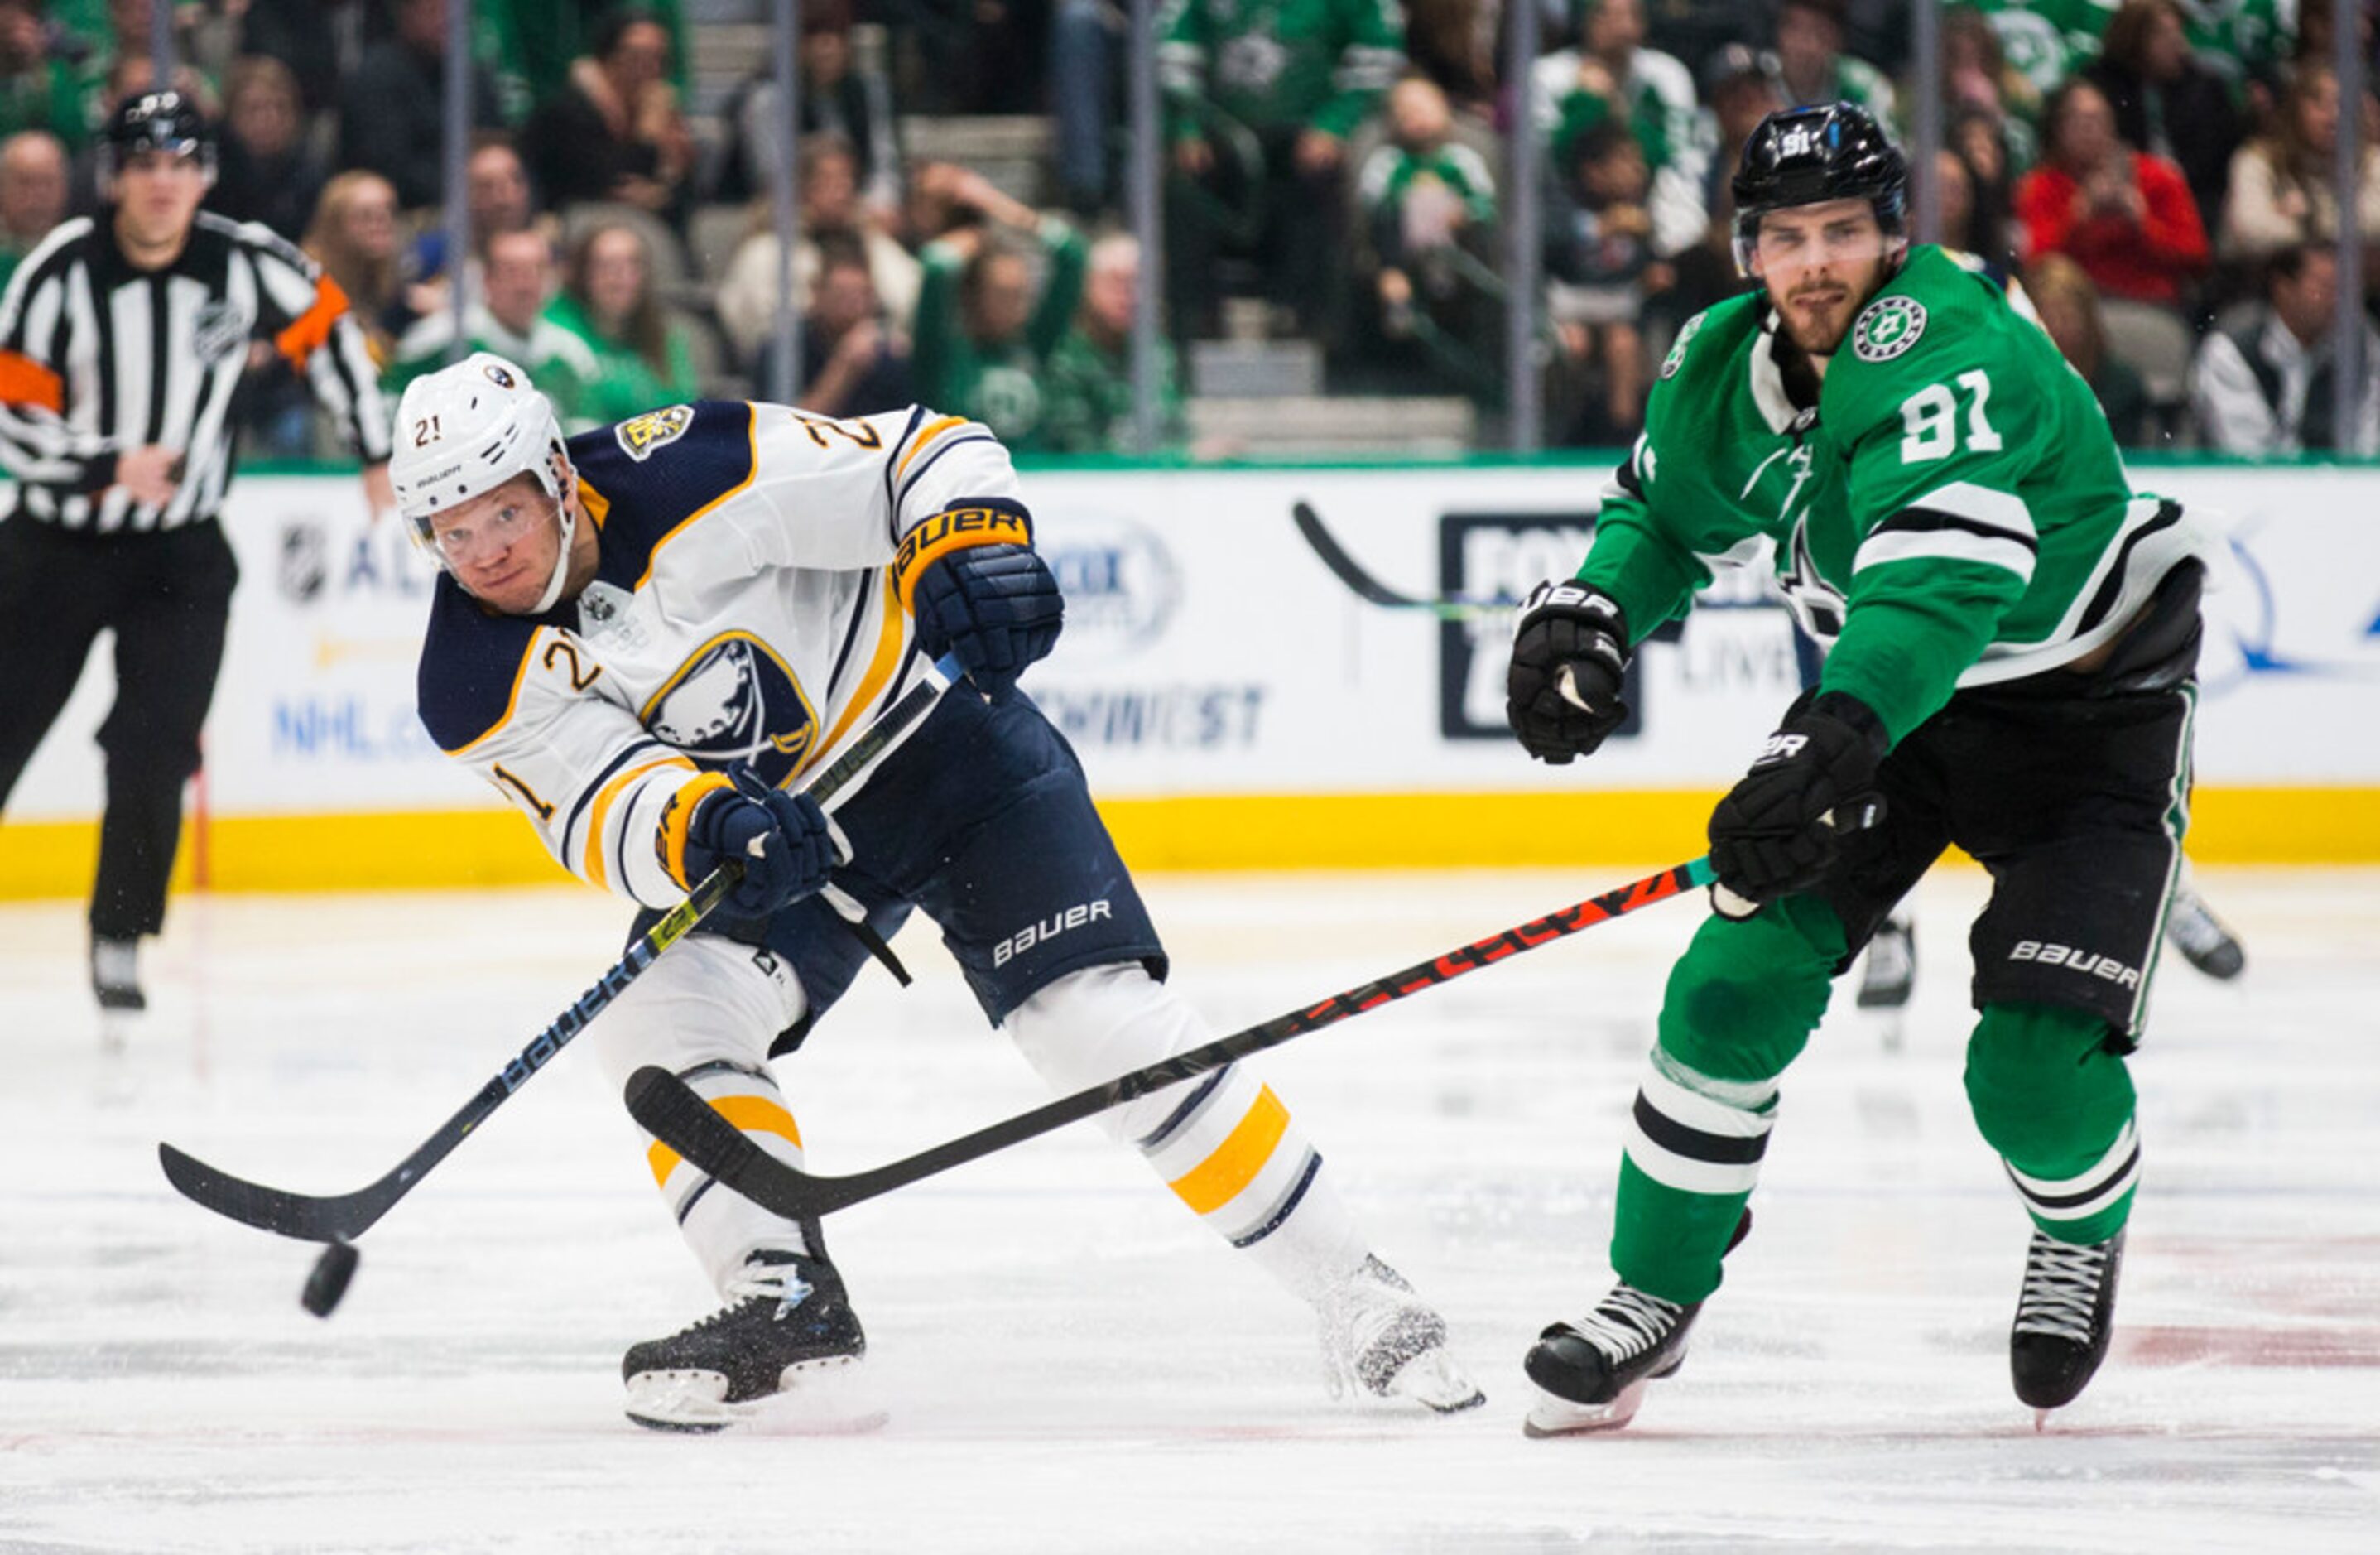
[1751,199,1896,358]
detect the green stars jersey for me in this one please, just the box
[1577,245,2200,745]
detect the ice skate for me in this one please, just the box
[623,1249,868,1432]
[1856,912,1916,1009]
[1522,1281,1701,1436]
[91,936,145,1013]
[2163,887,2244,980]
[2011,1228,2124,1420]
[1318,1255,1484,1413]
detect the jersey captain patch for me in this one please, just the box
[615,404,695,462]
[1852,295,1926,362]
[638,631,819,786]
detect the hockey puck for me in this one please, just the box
[301,1240,359,1318]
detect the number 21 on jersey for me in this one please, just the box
[1898,370,2002,462]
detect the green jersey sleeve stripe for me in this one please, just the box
[1900,479,2038,541]
[1855,522,2038,583]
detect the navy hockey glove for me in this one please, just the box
[670,766,848,917]
[910,542,1064,700]
[1507,580,1630,763]
[1707,691,1889,915]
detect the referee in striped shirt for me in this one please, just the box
[0,91,394,1023]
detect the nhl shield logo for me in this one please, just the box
[615,404,694,462]
[1851,296,1926,362]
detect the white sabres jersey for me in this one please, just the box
[416,400,1024,910]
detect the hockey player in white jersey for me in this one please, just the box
[388,354,1483,1430]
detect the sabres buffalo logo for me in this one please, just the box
[639,632,818,785]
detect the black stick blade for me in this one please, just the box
[157,1142,384,1244]
[624,1066,821,1220]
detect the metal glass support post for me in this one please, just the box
[1503,0,1542,450]
[2334,3,2368,453]
[769,0,805,406]
[1129,0,1161,454]
[443,0,473,363]
[1911,0,1943,246]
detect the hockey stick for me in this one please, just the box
[624,855,1718,1220]
[157,651,965,1245]
[1291,498,1520,619]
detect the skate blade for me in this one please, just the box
[1384,1347,1487,1414]
[626,1354,884,1435]
[1521,1378,1648,1437]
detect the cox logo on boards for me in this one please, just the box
[1041,518,1181,656]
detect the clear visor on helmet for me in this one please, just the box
[1735,202,1899,277]
[417,482,564,573]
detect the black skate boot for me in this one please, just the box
[1855,912,1916,1009]
[91,936,145,1013]
[2163,886,2244,980]
[1522,1210,1750,1437]
[1318,1254,1485,1414]
[623,1249,866,1432]
[2010,1227,2125,1418]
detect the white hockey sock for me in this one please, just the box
[586,932,820,1294]
[1007,964,1372,1304]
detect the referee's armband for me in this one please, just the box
[892,500,1034,610]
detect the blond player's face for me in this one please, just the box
[1750,199,1895,358]
[428,475,566,615]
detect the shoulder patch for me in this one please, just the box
[615,404,695,462]
[1660,311,1709,380]
[1851,295,1926,363]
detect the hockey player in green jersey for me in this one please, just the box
[1505,103,2208,1433]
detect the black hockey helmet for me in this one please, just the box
[99,89,216,184]
[1730,102,1906,270]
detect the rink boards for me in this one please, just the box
[4,459,2377,894]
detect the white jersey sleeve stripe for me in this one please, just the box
[1854,527,2038,585]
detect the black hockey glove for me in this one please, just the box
[911,542,1065,700]
[672,765,849,917]
[1707,691,1889,916]
[1506,580,1631,764]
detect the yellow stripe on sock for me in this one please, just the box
[1167,1086,1289,1216]
[646,1094,803,1186]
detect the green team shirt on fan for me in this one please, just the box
[1576,244,2200,745]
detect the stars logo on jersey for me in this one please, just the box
[1660,311,1708,380]
[1852,296,1926,363]
[640,631,820,787]
[615,404,695,462]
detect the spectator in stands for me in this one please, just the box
[1049,0,1119,214]
[1546,117,1659,447]
[342,0,505,212]
[0,127,64,287]
[2084,0,2243,241]
[1698,45,1783,220]
[2191,243,2380,455]
[718,0,902,219]
[0,1,80,149]
[1041,231,1186,455]
[1531,0,1706,260]
[406,139,546,321]
[1356,75,1498,389]
[383,227,596,399]
[2016,78,2209,307]
[541,219,699,430]
[485,0,690,115]
[2218,63,2380,270]
[1158,0,1403,343]
[2027,253,2156,446]
[1402,0,1497,115]
[303,170,414,364]
[911,166,1086,450]
[76,0,218,132]
[1773,0,1898,132]
[753,231,916,419]
[520,7,694,224]
[716,132,921,371]
[238,0,364,118]
[1940,6,2039,171]
[208,55,322,245]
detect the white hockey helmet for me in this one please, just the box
[390,353,578,612]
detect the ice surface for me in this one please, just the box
[2,868,2373,1553]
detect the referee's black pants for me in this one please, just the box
[0,515,238,941]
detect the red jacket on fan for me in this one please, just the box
[2016,152,2210,306]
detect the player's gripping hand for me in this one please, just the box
[911,542,1064,700]
[1707,691,1888,916]
[1506,580,1630,763]
[679,767,849,917]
